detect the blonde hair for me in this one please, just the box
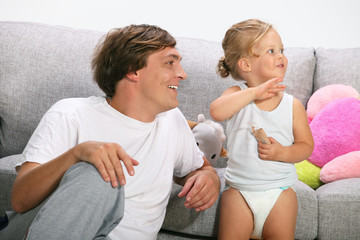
[218,19,272,80]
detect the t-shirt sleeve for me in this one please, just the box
[173,110,204,178]
[18,110,78,167]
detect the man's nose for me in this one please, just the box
[178,65,187,80]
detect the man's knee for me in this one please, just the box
[39,162,124,222]
[60,162,122,200]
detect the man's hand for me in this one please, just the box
[74,141,139,187]
[176,158,220,212]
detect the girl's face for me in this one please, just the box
[249,29,288,82]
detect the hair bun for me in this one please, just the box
[217,57,230,78]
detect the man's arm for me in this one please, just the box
[12,149,78,213]
[174,157,220,212]
[11,141,137,213]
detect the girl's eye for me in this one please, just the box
[268,49,274,53]
[280,49,285,54]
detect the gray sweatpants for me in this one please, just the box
[0,162,124,240]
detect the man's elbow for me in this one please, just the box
[11,198,27,213]
[11,191,33,213]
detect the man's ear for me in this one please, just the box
[126,71,140,82]
[237,58,251,72]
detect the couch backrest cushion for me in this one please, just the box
[176,37,234,123]
[0,21,317,158]
[0,22,104,157]
[314,48,360,93]
[284,48,316,107]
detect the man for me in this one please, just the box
[0,24,220,239]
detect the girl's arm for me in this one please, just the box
[210,78,286,122]
[210,86,254,122]
[257,98,314,163]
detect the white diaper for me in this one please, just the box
[240,187,290,239]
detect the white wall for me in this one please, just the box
[1,0,360,48]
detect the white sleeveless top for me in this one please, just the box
[225,81,298,191]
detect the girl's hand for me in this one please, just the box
[257,137,284,161]
[254,78,286,101]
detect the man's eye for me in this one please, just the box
[167,61,174,65]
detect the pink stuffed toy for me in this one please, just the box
[303,84,360,184]
[320,151,360,183]
[307,84,359,123]
[308,97,360,168]
[295,84,360,187]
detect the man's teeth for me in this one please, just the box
[168,86,178,89]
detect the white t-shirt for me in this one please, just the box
[19,96,204,239]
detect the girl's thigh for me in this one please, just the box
[218,187,254,240]
[262,188,298,240]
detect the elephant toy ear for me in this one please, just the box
[220,147,227,157]
[187,120,198,130]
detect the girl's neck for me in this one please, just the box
[254,91,284,112]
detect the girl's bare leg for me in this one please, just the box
[262,188,298,240]
[218,187,253,240]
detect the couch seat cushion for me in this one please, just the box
[0,154,20,214]
[294,180,318,240]
[316,178,360,240]
[162,168,318,239]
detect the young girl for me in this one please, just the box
[210,19,314,239]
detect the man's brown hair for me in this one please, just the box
[92,24,176,97]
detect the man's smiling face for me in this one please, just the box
[136,47,187,114]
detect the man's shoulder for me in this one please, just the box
[48,96,103,114]
[157,108,186,123]
[156,108,193,136]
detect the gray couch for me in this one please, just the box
[0,21,359,240]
